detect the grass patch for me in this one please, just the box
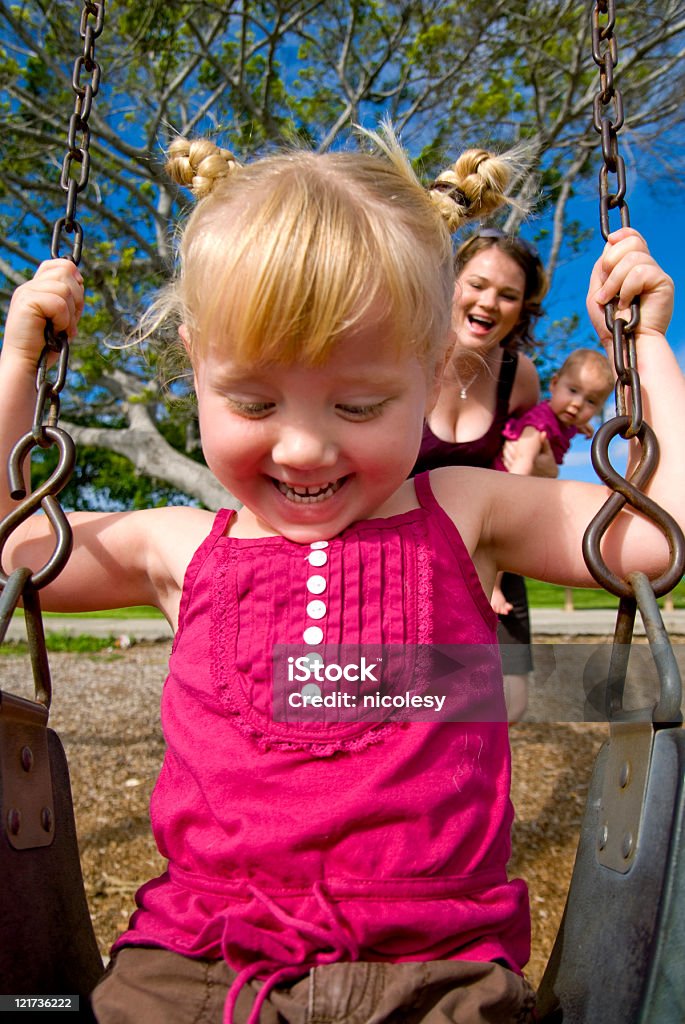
[526,578,685,609]
[0,632,119,655]
[41,605,164,620]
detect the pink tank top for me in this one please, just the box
[114,473,529,1020]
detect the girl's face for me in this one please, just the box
[453,246,526,352]
[549,363,610,429]
[192,315,438,543]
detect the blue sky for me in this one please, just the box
[541,181,684,485]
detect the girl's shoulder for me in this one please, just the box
[131,505,219,566]
[425,465,495,556]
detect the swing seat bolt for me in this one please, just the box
[7,808,21,835]
[20,746,34,772]
[41,807,53,833]
[598,824,609,850]
[621,831,634,859]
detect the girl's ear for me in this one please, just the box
[179,323,192,357]
[179,324,200,394]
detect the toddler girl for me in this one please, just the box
[1,131,682,1024]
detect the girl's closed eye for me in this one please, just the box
[335,399,392,420]
[225,396,276,418]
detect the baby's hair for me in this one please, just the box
[556,348,614,396]
[454,233,549,353]
[145,128,528,375]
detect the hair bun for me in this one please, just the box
[428,148,517,231]
[166,137,241,199]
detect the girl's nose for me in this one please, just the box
[271,425,338,470]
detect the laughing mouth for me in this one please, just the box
[468,315,495,330]
[274,477,347,503]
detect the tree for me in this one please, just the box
[1,0,683,509]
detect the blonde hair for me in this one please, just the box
[146,129,526,372]
[556,348,614,395]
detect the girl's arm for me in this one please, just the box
[0,260,209,622]
[437,229,683,591]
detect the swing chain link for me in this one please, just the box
[585,0,685,725]
[591,0,641,438]
[51,0,104,268]
[0,0,104,627]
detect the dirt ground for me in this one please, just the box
[2,636,682,990]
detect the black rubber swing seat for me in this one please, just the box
[537,722,685,1024]
[0,686,104,1017]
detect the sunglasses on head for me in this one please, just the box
[476,227,541,261]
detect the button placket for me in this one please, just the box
[303,542,329,646]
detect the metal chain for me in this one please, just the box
[591,0,641,437]
[0,2,104,606]
[584,0,684,723]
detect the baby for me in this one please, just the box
[493,348,614,475]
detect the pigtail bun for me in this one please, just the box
[166,137,241,199]
[428,149,517,231]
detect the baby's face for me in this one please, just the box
[549,364,611,429]
[191,317,436,543]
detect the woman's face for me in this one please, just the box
[453,246,526,353]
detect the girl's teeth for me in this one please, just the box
[276,479,343,503]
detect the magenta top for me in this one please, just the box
[492,400,578,471]
[113,473,529,1024]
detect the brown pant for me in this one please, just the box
[91,947,537,1024]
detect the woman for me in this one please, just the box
[412,229,552,721]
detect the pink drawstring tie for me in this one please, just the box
[222,882,360,1024]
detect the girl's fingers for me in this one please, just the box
[588,230,674,338]
[4,260,85,358]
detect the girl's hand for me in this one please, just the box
[3,259,84,368]
[587,228,674,345]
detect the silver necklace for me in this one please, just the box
[454,370,479,400]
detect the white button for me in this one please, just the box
[307,550,328,567]
[310,541,329,549]
[301,682,322,700]
[302,652,324,669]
[306,575,327,595]
[303,626,324,645]
[306,600,326,620]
